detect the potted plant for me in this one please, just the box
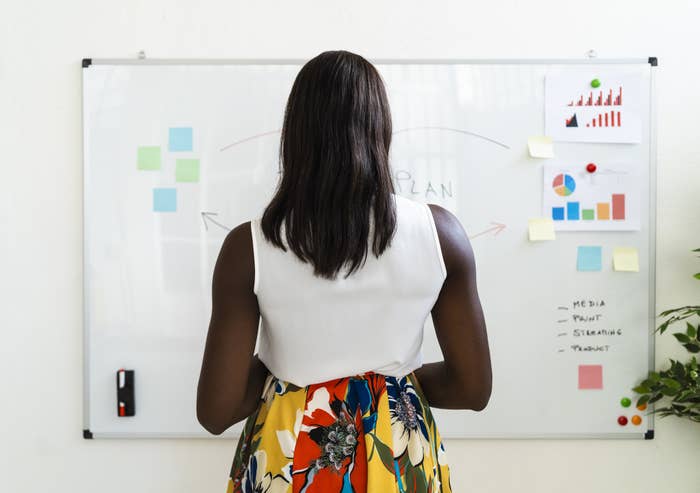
[632,248,700,422]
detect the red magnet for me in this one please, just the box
[617,415,628,426]
[586,163,597,173]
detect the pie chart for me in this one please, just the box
[552,173,576,196]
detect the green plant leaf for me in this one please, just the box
[684,343,700,353]
[660,378,681,389]
[694,273,700,280]
[633,385,651,394]
[649,393,664,403]
[661,387,679,396]
[674,332,692,344]
[636,394,651,406]
[687,323,697,339]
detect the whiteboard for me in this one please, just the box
[82,58,657,439]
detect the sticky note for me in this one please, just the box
[527,136,554,158]
[578,364,603,389]
[137,146,161,170]
[175,158,200,182]
[169,127,193,152]
[528,217,556,241]
[577,246,602,271]
[613,247,639,272]
[153,188,177,212]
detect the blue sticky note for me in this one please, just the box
[577,246,602,272]
[169,127,193,151]
[153,188,177,212]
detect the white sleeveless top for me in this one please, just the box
[251,193,447,387]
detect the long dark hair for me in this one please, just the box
[260,50,397,280]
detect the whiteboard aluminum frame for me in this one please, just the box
[83,57,654,66]
[81,57,658,439]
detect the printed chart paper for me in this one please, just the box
[542,162,640,231]
[545,74,642,143]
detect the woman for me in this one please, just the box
[197,50,492,493]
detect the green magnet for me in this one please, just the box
[591,78,601,88]
[620,397,631,407]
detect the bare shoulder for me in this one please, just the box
[426,203,475,274]
[214,221,254,289]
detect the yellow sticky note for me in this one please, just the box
[613,247,639,272]
[528,136,554,158]
[528,217,556,241]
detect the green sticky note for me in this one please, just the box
[138,146,161,170]
[175,158,200,182]
[582,209,595,220]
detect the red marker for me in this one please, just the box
[586,163,597,173]
[119,402,126,416]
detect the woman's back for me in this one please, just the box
[253,193,447,387]
[197,50,490,493]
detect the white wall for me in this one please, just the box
[2,1,699,491]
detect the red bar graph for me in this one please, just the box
[586,111,621,128]
[568,86,623,107]
[612,194,626,220]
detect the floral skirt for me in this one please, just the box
[226,370,452,493]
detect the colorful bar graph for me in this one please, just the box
[567,202,580,220]
[552,195,625,223]
[612,194,626,220]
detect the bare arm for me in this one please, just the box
[196,222,270,435]
[413,204,492,411]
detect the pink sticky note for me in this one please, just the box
[578,364,603,389]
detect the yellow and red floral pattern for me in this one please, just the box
[226,370,452,493]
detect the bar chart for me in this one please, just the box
[543,162,639,231]
[567,86,622,107]
[585,110,621,128]
[551,193,626,222]
[545,73,642,143]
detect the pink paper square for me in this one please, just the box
[578,364,603,389]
